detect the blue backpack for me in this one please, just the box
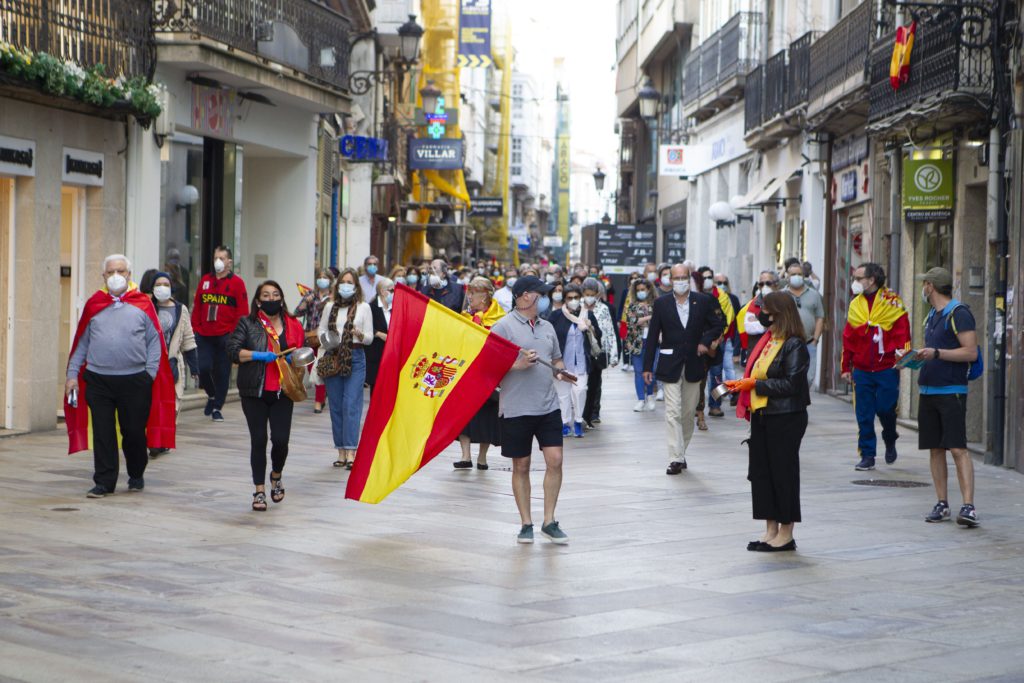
[927,300,983,381]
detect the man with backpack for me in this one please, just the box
[914,267,981,527]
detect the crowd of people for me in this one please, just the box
[66,249,982,547]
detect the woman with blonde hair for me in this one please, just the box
[454,276,505,469]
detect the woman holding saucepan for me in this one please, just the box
[149,272,200,457]
[725,291,810,552]
[227,280,307,511]
[318,268,374,469]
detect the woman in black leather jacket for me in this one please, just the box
[726,291,810,552]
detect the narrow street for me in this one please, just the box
[1,370,1022,681]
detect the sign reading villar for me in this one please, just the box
[408,138,464,170]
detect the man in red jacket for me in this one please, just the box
[192,246,249,422]
[841,263,911,471]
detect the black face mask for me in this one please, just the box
[260,300,283,316]
[757,311,772,328]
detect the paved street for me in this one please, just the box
[1,369,1023,682]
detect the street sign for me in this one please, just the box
[543,235,563,248]
[458,0,492,69]
[469,197,503,217]
[408,138,464,170]
[339,135,388,162]
[595,224,656,271]
[903,158,953,221]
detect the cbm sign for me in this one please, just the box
[339,135,389,163]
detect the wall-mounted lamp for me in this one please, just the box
[709,200,752,229]
[176,184,199,211]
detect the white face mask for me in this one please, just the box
[851,281,865,296]
[646,272,658,282]
[338,283,356,298]
[153,285,172,302]
[316,278,331,291]
[921,287,931,304]
[673,280,690,295]
[214,258,226,274]
[566,299,581,311]
[702,279,714,291]
[636,290,649,301]
[760,285,773,298]
[583,295,597,307]
[429,274,446,289]
[545,274,555,284]
[789,275,804,288]
[660,275,671,287]
[506,277,518,288]
[106,273,128,294]
[552,292,563,302]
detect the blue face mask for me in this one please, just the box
[536,295,551,314]
[636,290,648,301]
[385,293,394,305]
[338,283,356,298]
[316,278,330,291]
[366,265,378,276]
[406,275,419,285]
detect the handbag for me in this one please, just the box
[259,313,307,403]
[316,303,357,378]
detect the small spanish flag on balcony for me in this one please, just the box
[345,284,520,504]
[889,20,917,90]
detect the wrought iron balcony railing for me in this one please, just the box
[808,0,873,104]
[868,6,992,123]
[786,31,818,111]
[153,0,352,91]
[763,49,787,122]
[744,65,763,133]
[1,0,153,78]
[682,12,761,109]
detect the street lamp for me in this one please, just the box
[638,79,660,120]
[709,200,752,229]
[397,15,424,65]
[420,80,442,114]
[347,14,425,95]
[593,167,606,192]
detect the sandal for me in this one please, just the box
[696,414,708,431]
[345,460,354,470]
[252,491,267,511]
[270,474,285,503]
[333,459,345,467]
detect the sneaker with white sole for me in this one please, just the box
[656,389,664,401]
[645,396,657,411]
[517,524,534,544]
[633,400,646,412]
[925,500,950,523]
[956,504,979,528]
[541,521,569,544]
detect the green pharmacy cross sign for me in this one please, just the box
[427,97,448,140]
[903,158,954,222]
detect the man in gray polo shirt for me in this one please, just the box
[784,261,825,385]
[491,276,576,545]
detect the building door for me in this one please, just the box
[0,178,12,427]
[58,186,87,415]
[909,221,953,418]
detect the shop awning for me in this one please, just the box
[736,159,804,210]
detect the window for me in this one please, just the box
[512,137,522,166]
[511,166,522,176]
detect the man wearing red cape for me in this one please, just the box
[64,254,177,497]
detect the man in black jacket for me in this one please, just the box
[643,263,726,474]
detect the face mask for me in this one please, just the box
[260,300,283,316]
[537,296,551,314]
[716,283,728,292]
[583,295,597,306]
[457,278,469,286]
[545,274,555,284]
[673,280,690,295]
[552,292,563,302]
[646,272,657,282]
[851,281,864,296]
[506,277,518,288]
[406,275,419,285]
[757,311,773,328]
[366,265,378,276]
[636,290,648,301]
[921,287,931,304]
[493,270,500,277]
[106,274,127,294]
[214,258,226,274]
[429,275,447,289]
[566,299,581,311]
[789,275,804,288]
[703,279,714,291]
[338,283,356,298]
[153,285,172,302]
[660,275,671,287]
[760,285,773,298]
[386,293,394,306]
[316,278,331,291]
[478,266,486,273]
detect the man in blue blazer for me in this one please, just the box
[643,263,726,474]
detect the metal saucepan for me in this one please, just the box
[710,383,733,402]
[287,347,315,368]
[319,329,342,350]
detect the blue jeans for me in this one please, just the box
[324,348,366,449]
[707,359,724,409]
[852,367,899,459]
[196,333,231,410]
[722,338,737,381]
[632,352,655,399]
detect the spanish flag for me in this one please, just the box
[890,21,916,90]
[65,285,177,454]
[346,284,520,503]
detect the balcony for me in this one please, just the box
[805,0,874,132]
[867,7,991,130]
[153,0,354,110]
[744,32,817,149]
[681,12,761,123]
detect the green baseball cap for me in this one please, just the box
[916,266,952,289]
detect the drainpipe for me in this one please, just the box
[990,124,1008,466]
[887,148,901,291]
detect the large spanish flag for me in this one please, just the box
[889,20,916,90]
[346,284,520,503]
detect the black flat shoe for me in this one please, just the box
[453,460,473,469]
[747,540,768,551]
[666,462,685,475]
[755,540,796,552]
[476,463,489,470]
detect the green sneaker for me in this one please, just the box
[517,524,534,544]
[541,521,569,545]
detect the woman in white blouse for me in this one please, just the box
[319,267,374,469]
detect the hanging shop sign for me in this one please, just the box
[664,228,686,263]
[339,135,389,162]
[408,138,464,170]
[458,0,493,68]
[0,135,35,177]
[61,147,104,187]
[191,85,236,137]
[903,158,953,221]
[469,197,503,217]
[659,145,710,177]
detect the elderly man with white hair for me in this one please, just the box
[65,254,176,498]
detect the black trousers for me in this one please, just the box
[241,393,294,485]
[84,370,152,491]
[196,333,231,410]
[748,410,807,524]
[583,365,604,423]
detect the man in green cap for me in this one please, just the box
[913,267,980,527]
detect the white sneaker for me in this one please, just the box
[656,389,664,402]
[633,400,646,412]
[620,363,632,372]
[645,396,657,411]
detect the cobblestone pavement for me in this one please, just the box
[1,369,1023,682]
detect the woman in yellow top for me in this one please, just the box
[726,291,810,552]
[454,276,505,469]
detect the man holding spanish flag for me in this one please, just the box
[841,263,911,471]
[65,254,177,497]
